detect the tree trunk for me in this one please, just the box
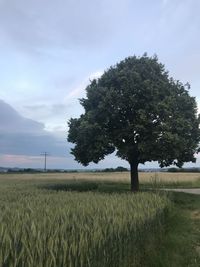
[130,161,139,192]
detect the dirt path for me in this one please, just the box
[166,188,200,195]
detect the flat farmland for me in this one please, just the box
[0,172,171,267]
[1,172,200,188]
[0,172,199,266]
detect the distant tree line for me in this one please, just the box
[168,168,200,173]
[2,167,199,174]
[7,168,42,173]
[1,167,129,174]
[95,166,129,172]
[5,169,78,174]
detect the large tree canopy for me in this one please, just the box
[68,55,200,191]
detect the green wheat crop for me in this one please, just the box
[0,178,169,267]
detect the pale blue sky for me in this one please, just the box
[0,0,200,169]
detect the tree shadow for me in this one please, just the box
[38,180,131,194]
[38,181,98,192]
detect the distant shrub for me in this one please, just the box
[168,168,200,173]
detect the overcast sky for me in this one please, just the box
[0,0,200,169]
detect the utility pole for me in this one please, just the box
[40,152,50,172]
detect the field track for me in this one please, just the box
[165,188,200,194]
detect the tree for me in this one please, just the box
[68,54,200,191]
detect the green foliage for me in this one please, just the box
[0,178,169,267]
[68,54,200,169]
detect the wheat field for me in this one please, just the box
[1,171,200,184]
[0,173,171,267]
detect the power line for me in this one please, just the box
[40,152,50,172]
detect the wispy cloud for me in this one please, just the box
[64,71,103,101]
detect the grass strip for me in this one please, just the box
[146,192,200,267]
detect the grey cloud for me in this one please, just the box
[24,103,67,116]
[0,99,131,167]
[0,0,131,52]
[22,103,71,123]
[0,99,43,133]
[0,99,68,156]
[0,132,68,156]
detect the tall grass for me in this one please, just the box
[0,179,169,267]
